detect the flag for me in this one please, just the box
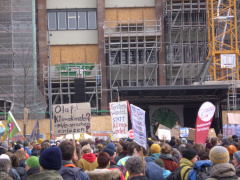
[5,111,21,142]
[29,117,40,142]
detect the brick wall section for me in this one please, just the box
[155,0,166,85]
[97,0,108,113]
[37,0,48,92]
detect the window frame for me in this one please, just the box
[47,9,97,30]
[68,12,77,30]
[57,12,67,30]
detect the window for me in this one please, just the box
[68,12,77,29]
[88,11,97,29]
[48,12,56,30]
[78,12,87,29]
[58,12,67,30]
[47,9,97,30]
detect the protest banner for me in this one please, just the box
[130,104,147,150]
[109,101,128,140]
[53,102,91,135]
[195,102,215,145]
[180,127,189,138]
[158,129,171,140]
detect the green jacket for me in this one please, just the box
[27,170,63,180]
[0,171,13,180]
[179,158,194,180]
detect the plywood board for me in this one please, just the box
[188,128,195,140]
[51,45,98,65]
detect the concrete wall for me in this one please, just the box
[105,0,155,8]
[50,44,98,65]
[49,30,98,45]
[47,0,97,9]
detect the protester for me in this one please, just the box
[179,148,198,180]
[78,145,98,171]
[159,144,178,172]
[0,154,13,180]
[187,160,212,180]
[114,142,128,163]
[149,144,161,161]
[117,141,135,166]
[233,151,240,177]
[206,146,240,180]
[85,152,124,180]
[125,156,149,180]
[133,144,164,180]
[10,154,26,179]
[22,156,40,180]
[228,145,238,163]
[58,140,89,180]
[26,146,64,179]
[15,150,27,168]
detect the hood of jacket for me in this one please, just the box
[210,163,236,178]
[13,166,26,177]
[159,153,174,161]
[82,153,97,163]
[85,169,120,180]
[26,166,40,176]
[180,157,194,168]
[27,170,63,180]
[193,160,212,170]
[150,153,160,161]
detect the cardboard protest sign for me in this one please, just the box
[170,128,180,138]
[53,103,91,135]
[158,129,171,140]
[155,124,170,136]
[208,128,216,138]
[188,128,195,140]
[130,104,147,150]
[109,101,128,140]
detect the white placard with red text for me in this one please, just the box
[109,101,128,140]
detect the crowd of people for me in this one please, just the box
[0,134,240,180]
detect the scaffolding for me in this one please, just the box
[104,19,162,101]
[0,0,47,119]
[43,64,102,112]
[165,0,209,85]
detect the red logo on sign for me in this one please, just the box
[128,129,134,139]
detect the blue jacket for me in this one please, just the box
[187,160,212,180]
[145,157,164,180]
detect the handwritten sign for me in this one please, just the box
[109,101,128,140]
[53,103,91,135]
[130,104,147,150]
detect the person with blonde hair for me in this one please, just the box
[15,149,27,168]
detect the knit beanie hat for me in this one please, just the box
[26,156,40,168]
[150,144,161,154]
[14,144,21,150]
[38,138,44,145]
[39,146,62,170]
[1,141,8,149]
[103,148,114,157]
[182,148,197,161]
[0,154,10,161]
[181,138,188,144]
[234,151,240,164]
[209,146,229,165]
[154,158,165,168]
[106,143,115,152]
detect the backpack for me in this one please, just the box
[59,166,82,180]
[165,165,192,180]
[187,166,211,180]
[9,168,21,180]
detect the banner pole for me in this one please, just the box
[141,146,145,176]
[73,134,77,156]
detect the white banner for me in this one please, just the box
[130,104,147,150]
[109,101,128,140]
